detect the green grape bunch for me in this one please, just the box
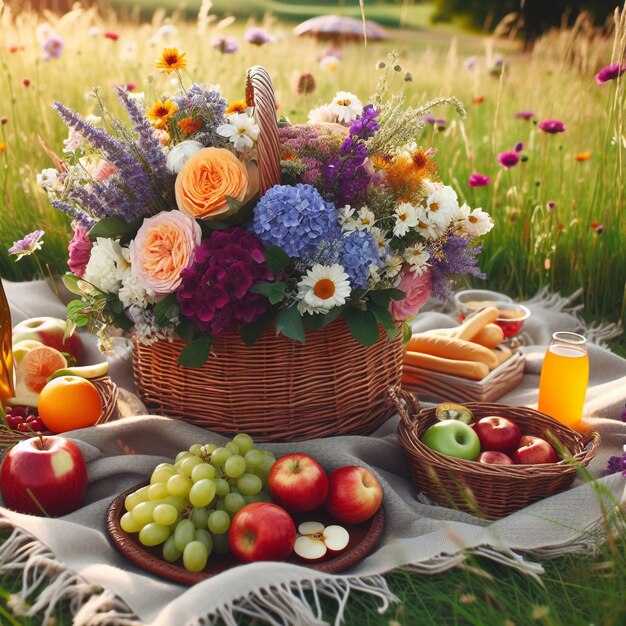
[120,433,275,572]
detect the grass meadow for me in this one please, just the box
[0,1,626,624]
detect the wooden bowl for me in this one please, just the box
[106,482,385,585]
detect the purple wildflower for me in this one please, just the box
[514,141,524,152]
[429,236,485,301]
[42,35,63,60]
[67,225,92,277]
[8,230,44,260]
[245,27,274,46]
[211,36,239,54]
[176,228,274,335]
[547,201,556,210]
[468,173,490,188]
[595,63,626,85]
[251,184,340,258]
[323,105,379,206]
[514,111,535,120]
[603,446,626,477]
[539,119,565,134]
[498,150,520,168]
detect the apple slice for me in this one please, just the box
[293,521,350,560]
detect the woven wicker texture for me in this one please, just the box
[133,320,403,442]
[0,375,118,445]
[389,386,600,519]
[106,482,385,585]
[245,66,282,194]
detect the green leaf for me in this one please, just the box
[369,288,406,308]
[367,301,400,339]
[154,293,180,327]
[303,305,346,330]
[240,309,276,346]
[263,246,291,273]
[109,310,133,331]
[175,319,200,343]
[74,314,90,327]
[402,321,413,344]
[249,281,286,305]
[177,337,212,368]
[275,304,305,343]
[66,299,86,317]
[203,195,259,231]
[88,216,142,242]
[61,273,85,296]
[343,307,380,347]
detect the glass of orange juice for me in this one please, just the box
[537,332,589,431]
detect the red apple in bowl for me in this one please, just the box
[512,435,559,464]
[474,416,522,454]
[229,502,296,563]
[268,453,328,513]
[477,451,514,465]
[325,466,383,524]
[0,435,88,517]
[13,317,83,364]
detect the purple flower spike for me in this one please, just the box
[468,173,491,188]
[498,150,520,168]
[515,111,535,120]
[539,119,565,134]
[595,63,626,85]
[8,230,45,260]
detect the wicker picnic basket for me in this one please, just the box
[132,66,404,442]
[388,386,600,519]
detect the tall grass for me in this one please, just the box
[0,3,624,326]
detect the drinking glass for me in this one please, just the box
[537,332,589,431]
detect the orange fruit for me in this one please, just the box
[38,376,102,433]
[16,346,67,393]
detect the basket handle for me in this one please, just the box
[388,385,421,428]
[575,430,601,462]
[246,66,282,195]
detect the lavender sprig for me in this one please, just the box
[51,199,96,228]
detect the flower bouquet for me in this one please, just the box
[40,50,493,440]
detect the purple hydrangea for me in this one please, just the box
[595,63,626,85]
[251,184,340,258]
[340,230,380,289]
[429,236,485,300]
[176,228,274,335]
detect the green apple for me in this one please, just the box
[420,420,481,461]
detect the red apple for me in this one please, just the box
[474,416,522,454]
[0,435,88,516]
[512,435,559,464]
[268,453,329,513]
[325,466,383,524]
[229,502,296,563]
[477,451,514,465]
[13,317,83,364]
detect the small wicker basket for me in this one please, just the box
[132,65,404,441]
[134,320,403,442]
[389,386,600,519]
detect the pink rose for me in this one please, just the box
[129,210,201,300]
[390,268,432,322]
[67,225,93,277]
[85,158,117,182]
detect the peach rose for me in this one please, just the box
[129,210,201,301]
[390,268,432,322]
[175,147,249,220]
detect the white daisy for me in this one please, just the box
[383,253,404,280]
[355,206,376,231]
[319,55,340,71]
[424,185,458,229]
[463,208,494,236]
[370,226,390,256]
[404,244,430,274]
[337,205,356,227]
[456,202,471,220]
[414,209,443,241]
[393,203,419,237]
[330,91,363,124]
[217,112,260,152]
[297,264,351,314]
[307,104,337,124]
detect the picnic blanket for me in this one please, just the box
[1,279,625,626]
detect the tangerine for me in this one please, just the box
[16,346,67,393]
[38,376,102,433]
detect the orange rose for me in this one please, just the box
[175,147,249,220]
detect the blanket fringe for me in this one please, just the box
[196,575,399,626]
[0,518,140,626]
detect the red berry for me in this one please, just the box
[10,406,28,418]
[17,422,30,432]
[6,415,24,429]
[27,418,45,431]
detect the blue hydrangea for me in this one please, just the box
[251,184,340,258]
[340,230,381,289]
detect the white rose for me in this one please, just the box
[166,140,205,174]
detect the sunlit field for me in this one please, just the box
[0,4,624,329]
